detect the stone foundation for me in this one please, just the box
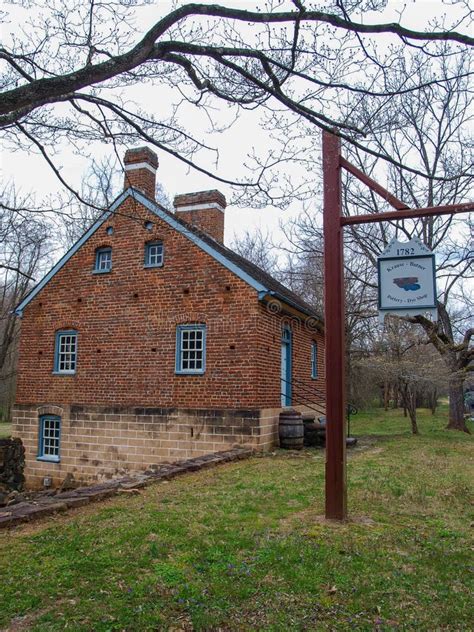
[12,404,283,489]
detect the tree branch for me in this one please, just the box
[1,4,472,124]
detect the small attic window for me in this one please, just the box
[94,247,112,273]
[144,220,153,231]
[106,226,114,236]
[144,241,164,268]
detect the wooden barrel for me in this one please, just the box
[303,422,325,447]
[279,409,304,450]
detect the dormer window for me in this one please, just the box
[144,241,164,268]
[94,247,112,273]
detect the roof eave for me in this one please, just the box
[258,290,324,331]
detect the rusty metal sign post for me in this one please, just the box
[322,130,473,521]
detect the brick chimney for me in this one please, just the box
[123,147,158,200]
[173,190,226,243]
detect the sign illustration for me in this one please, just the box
[393,277,420,291]
[377,237,437,322]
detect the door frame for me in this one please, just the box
[281,325,292,406]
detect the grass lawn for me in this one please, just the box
[0,406,472,631]
[0,422,11,438]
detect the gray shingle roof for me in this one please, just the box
[155,197,322,323]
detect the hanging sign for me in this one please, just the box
[377,237,437,322]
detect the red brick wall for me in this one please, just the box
[16,197,261,409]
[176,207,224,243]
[15,195,325,411]
[256,303,325,409]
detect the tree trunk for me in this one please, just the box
[384,380,389,411]
[399,382,418,434]
[408,390,418,435]
[430,387,438,415]
[391,384,399,409]
[447,377,469,432]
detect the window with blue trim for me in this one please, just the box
[94,247,112,272]
[176,325,206,374]
[38,415,61,462]
[144,241,164,268]
[311,341,318,379]
[54,330,78,374]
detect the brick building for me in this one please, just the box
[12,148,325,488]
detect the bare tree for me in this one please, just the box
[1,1,472,209]
[281,208,377,341]
[232,228,280,276]
[1,1,472,424]
[340,50,473,432]
[0,185,53,415]
[355,319,448,434]
[61,155,172,248]
[275,47,472,431]
[60,155,119,247]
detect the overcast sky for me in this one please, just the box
[1,0,469,249]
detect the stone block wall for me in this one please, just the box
[12,404,282,489]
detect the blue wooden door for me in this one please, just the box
[281,326,292,406]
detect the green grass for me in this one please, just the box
[0,406,472,631]
[0,422,11,438]
[352,399,466,436]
